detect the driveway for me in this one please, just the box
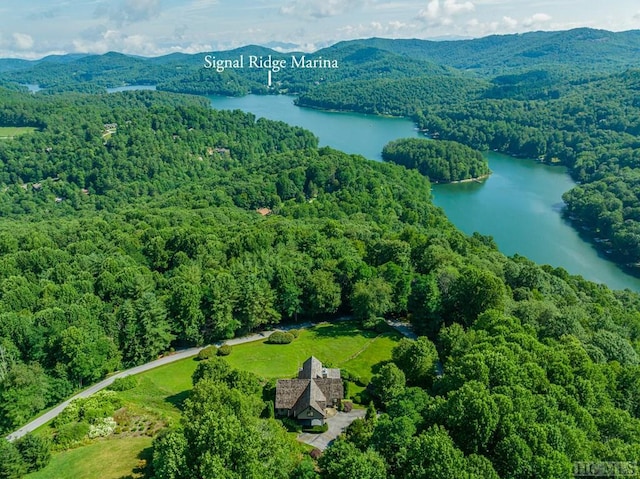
[297,409,366,451]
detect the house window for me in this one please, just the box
[307,409,314,417]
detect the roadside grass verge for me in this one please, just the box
[115,357,199,424]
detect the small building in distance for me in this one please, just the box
[275,356,343,426]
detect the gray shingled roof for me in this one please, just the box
[276,357,344,418]
[275,379,309,409]
[299,356,323,379]
[293,380,326,416]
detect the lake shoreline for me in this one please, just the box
[434,173,492,185]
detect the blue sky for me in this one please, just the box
[1,0,639,58]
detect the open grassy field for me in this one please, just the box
[224,321,401,382]
[27,321,402,479]
[26,436,153,479]
[0,126,36,139]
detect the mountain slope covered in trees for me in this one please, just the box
[1,87,640,478]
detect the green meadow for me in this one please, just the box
[27,436,153,479]
[225,321,401,382]
[0,126,36,139]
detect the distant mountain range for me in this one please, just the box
[0,28,638,93]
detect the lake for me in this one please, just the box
[208,94,640,291]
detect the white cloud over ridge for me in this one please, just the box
[280,0,368,19]
[0,0,638,58]
[13,33,34,50]
[95,0,162,27]
[417,0,475,26]
[522,12,552,27]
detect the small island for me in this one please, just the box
[382,137,490,183]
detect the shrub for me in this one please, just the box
[281,418,302,432]
[362,316,387,332]
[192,357,231,385]
[262,400,275,419]
[108,375,139,391]
[15,434,51,473]
[197,346,217,360]
[54,391,122,427]
[55,422,90,449]
[217,344,232,356]
[352,390,373,406]
[288,329,300,338]
[87,417,117,439]
[343,381,351,399]
[0,440,27,478]
[303,423,329,434]
[342,401,353,413]
[268,331,294,344]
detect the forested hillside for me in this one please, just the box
[1,87,640,478]
[349,28,640,76]
[293,47,640,270]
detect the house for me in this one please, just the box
[275,357,344,426]
[256,207,272,216]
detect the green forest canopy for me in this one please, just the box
[0,86,640,478]
[382,138,490,183]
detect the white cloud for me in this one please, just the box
[280,0,367,19]
[419,0,440,20]
[444,0,474,15]
[338,20,416,38]
[176,0,219,16]
[417,0,474,25]
[522,12,552,27]
[95,0,161,26]
[13,33,34,50]
[502,15,518,28]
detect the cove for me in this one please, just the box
[209,94,640,291]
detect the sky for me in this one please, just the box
[1,0,639,59]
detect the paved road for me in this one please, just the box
[6,317,413,442]
[5,327,297,442]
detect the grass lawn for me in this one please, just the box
[116,356,199,425]
[225,321,401,383]
[0,126,36,139]
[26,436,153,479]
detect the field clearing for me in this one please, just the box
[224,321,401,382]
[26,436,152,479]
[0,126,36,138]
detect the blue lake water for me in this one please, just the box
[207,94,640,291]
